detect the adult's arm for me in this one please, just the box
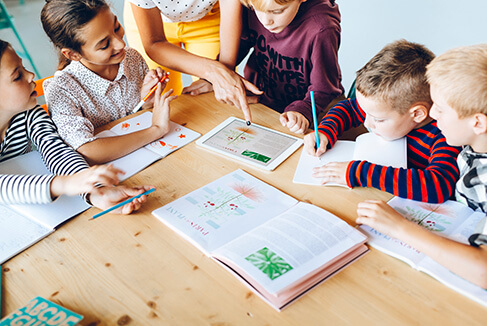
[130,4,262,122]
[218,0,242,69]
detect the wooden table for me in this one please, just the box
[2,93,486,325]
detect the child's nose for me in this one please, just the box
[114,35,126,51]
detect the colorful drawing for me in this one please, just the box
[192,183,262,229]
[121,123,130,131]
[392,203,451,232]
[245,247,293,280]
[179,134,186,139]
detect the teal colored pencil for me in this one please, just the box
[91,188,155,219]
[310,91,320,149]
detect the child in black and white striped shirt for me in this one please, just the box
[0,40,152,213]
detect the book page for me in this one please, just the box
[152,169,299,254]
[360,197,475,267]
[353,132,407,168]
[293,141,354,186]
[110,112,200,158]
[213,202,367,295]
[197,118,302,170]
[360,197,487,306]
[96,130,161,181]
[0,151,90,229]
[0,205,52,264]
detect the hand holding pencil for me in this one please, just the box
[133,68,170,114]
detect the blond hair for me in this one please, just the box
[356,40,435,114]
[426,44,487,118]
[240,0,296,12]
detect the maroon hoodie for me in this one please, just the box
[239,0,344,124]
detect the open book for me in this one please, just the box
[152,169,368,310]
[360,197,487,307]
[97,112,200,180]
[0,151,90,264]
[293,132,407,186]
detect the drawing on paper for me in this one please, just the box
[391,203,452,232]
[121,123,130,131]
[187,182,263,229]
[246,247,293,280]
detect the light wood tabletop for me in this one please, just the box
[2,93,486,325]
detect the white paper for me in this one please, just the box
[110,111,200,158]
[0,205,52,264]
[152,169,299,254]
[293,133,406,186]
[0,151,90,229]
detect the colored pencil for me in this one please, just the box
[91,188,155,219]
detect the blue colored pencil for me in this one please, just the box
[310,91,320,149]
[91,188,155,219]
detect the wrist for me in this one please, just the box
[203,60,226,81]
[50,175,66,198]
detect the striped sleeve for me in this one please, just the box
[0,107,89,205]
[28,108,89,176]
[317,98,366,147]
[346,129,460,203]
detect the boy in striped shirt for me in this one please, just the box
[356,44,487,288]
[304,40,460,203]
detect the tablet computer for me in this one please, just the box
[196,117,302,171]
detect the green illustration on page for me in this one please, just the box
[393,203,452,232]
[241,150,271,163]
[246,247,293,280]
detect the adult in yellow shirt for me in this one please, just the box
[124,0,261,122]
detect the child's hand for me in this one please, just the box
[356,200,409,239]
[50,164,124,197]
[280,111,309,134]
[304,132,329,156]
[151,84,177,137]
[182,79,213,95]
[89,185,154,215]
[141,67,168,109]
[312,161,349,185]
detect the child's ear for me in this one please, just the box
[472,113,487,135]
[61,48,82,62]
[409,103,429,123]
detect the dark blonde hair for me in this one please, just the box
[356,40,435,114]
[427,44,487,118]
[41,0,110,70]
[0,40,9,64]
[240,0,298,11]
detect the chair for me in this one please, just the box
[35,76,52,114]
[347,79,356,99]
[0,0,41,77]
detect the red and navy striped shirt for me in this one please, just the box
[318,98,461,203]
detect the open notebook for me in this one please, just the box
[360,197,487,307]
[97,112,200,180]
[152,169,368,310]
[0,151,90,264]
[293,132,407,186]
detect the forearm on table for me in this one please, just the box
[77,126,164,165]
[396,220,487,288]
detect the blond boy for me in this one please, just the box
[357,44,487,288]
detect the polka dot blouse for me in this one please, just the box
[129,0,218,23]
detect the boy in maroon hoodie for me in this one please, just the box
[184,0,344,134]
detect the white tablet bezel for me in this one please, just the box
[196,117,303,171]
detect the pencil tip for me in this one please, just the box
[246,121,251,126]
